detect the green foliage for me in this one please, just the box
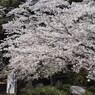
[83,86,95,95]
[20,82,95,95]
[20,83,70,95]
[19,70,95,95]
[0,0,20,7]
[69,69,88,86]
[55,80,63,90]
[84,91,94,95]
[55,81,70,90]
[53,69,88,86]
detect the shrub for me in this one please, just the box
[20,83,70,95]
[70,69,88,86]
[83,87,95,95]
[84,90,94,95]
[84,86,95,95]
[20,83,95,95]
[55,80,63,90]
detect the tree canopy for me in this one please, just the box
[0,0,95,81]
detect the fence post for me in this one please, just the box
[6,71,17,95]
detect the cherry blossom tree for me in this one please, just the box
[0,0,95,81]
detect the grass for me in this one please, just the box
[20,84,95,95]
[20,83,95,95]
[20,83,70,95]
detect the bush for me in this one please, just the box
[20,83,95,95]
[69,69,88,86]
[55,81,70,90]
[84,91,94,95]
[20,83,70,95]
[83,86,95,95]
